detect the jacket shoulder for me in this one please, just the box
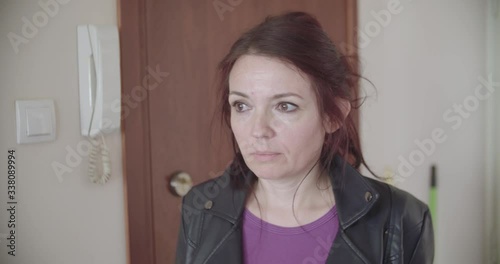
[362,176,434,262]
[362,176,430,226]
[182,173,233,212]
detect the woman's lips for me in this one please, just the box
[250,152,281,162]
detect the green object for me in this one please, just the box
[429,165,437,229]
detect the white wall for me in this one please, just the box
[0,1,127,264]
[485,0,500,262]
[358,0,486,263]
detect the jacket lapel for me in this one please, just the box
[326,155,382,263]
[193,170,248,264]
[327,231,372,263]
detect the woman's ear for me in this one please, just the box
[323,98,351,134]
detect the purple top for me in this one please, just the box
[242,206,339,264]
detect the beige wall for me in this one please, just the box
[0,1,127,264]
[485,0,500,261]
[359,0,487,263]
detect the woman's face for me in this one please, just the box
[228,55,329,181]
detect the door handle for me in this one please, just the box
[168,171,193,197]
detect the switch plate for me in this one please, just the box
[16,100,56,144]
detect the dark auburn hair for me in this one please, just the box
[214,11,377,189]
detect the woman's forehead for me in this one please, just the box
[229,55,312,97]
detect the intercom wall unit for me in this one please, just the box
[77,24,121,138]
[77,24,121,184]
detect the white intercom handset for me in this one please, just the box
[77,25,121,184]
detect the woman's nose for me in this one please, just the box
[251,110,275,139]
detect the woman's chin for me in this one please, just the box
[247,166,285,180]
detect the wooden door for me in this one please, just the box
[119,1,358,263]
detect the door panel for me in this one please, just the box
[121,1,357,263]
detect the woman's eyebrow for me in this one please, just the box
[229,91,303,100]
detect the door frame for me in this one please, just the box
[118,0,156,263]
[118,1,359,263]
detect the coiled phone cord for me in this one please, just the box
[87,132,111,184]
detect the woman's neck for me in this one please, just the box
[245,164,336,226]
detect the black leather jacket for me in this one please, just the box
[176,155,434,264]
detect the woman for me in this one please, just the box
[176,12,434,264]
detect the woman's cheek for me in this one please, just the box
[271,110,295,124]
[231,120,250,150]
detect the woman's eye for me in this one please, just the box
[232,101,250,112]
[277,102,298,112]
[230,101,297,113]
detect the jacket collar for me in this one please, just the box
[199,154,381,263]
[209,154,380,230]
[329,155,380,229]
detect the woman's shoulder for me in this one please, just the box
[182,173,231,203]
[360,175,434,262]
[361,175,431,226]
[180,171,245,218]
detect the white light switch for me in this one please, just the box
[16,100,56,144]
[26,107,52,136]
